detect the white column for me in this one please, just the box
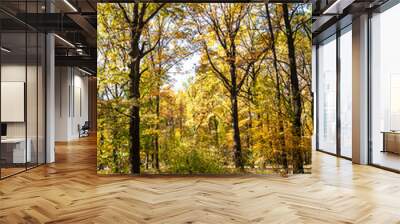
[55,67,73,141]
[352,14,369,164]
[46,32,55,163]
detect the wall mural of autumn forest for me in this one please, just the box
[97,3,312,175]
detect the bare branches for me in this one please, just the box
[118,3,131,24]
[143,3,166,25]
[203,44,232,90]
[237,62,253,92]
[141,36,161,57]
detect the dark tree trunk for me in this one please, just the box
[247,101,254,168]
[154,94,160,170]
[201,8,248,170]
[117,2,164,174]
[231,92,243,170]
[130,99,141,174]
[214,118,219,148]
[229,55,243,169]
[282,4,303,173]
[145,148,149,170]
[266,4,287,170]
[154,135,159,170]
[247,102,252,151]
[113,147,119,173]
[129,38,141,174]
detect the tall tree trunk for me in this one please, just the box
[154,93,160,170]
[282,4,303,173]
[247,101,254,168]
[230,59,243,169]
[145,147,149,169]
[130,92,141,174]
[213,118,219,148]
[266,4,287,170]
[129,38,141,174]
[247,101,252,151]
[113,147,119,173]
[231,92,243,170]
[117,2,164,174]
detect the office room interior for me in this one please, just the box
[0,0,97,179]
[0,0,400,223]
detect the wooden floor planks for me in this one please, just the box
[0,135,400,223]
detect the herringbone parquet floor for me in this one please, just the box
[1,135,400,224]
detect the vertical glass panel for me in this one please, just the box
[38,32,45,165]
[26,0,39,169]
[27,31,38,169]
[0,1,46,178]
[371,4,400,171]
[317,35,337,154]
[1,31,27,177]
[340,27,352,158]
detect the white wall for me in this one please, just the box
[55,67,89,141]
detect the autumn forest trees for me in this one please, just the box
[97,3,312,174]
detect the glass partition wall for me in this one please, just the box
[316,25,352,159]
[316,1,400,171]
[0,1,46,179]
[339,26,352,159]
[370,3,400,171]
[317,35,337,154]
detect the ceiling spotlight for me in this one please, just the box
[63,0,78,12]
[1,47,11,53]
[54,34,75,48]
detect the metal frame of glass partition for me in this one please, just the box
[314,17,353,161]
[0,0,47,180]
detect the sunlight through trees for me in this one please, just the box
[97,3,312,175]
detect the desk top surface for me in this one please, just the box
[1,138,29,143]
[381,131,400,134]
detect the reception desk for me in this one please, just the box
[0,138,32,164]
[382,131,400,154]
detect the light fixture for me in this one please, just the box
[322,0,355,15]
[76,49,86,56]
[1,47,11,53]
[78,67,93,76]
[63,0,78,12]
[54,34,75,48]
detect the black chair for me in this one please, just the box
[79,121,90,138]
